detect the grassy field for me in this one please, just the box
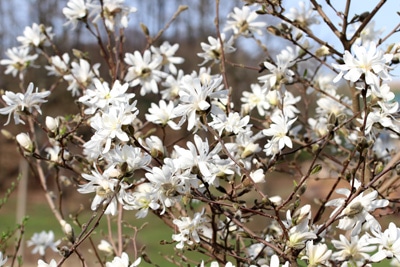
[0,185,208,267]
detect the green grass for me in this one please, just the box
[0,191,206,266]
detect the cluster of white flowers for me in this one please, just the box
[1,0,400,266]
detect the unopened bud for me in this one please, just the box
[16,133,34,152]
[1,129,13,140]
[60,220,75,243]
[98,240,114,255]
[46,116,59,133]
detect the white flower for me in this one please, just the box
[174,75,227,131]
[17,23,53,47]
[45,53,70,76]
[63,0,88,28]
[172,209,207,249]
[369,222,400,262]
[249,169,265,183]
[0,82,50,125]
[89,0,137,30]
[145,100,180,130]
[268,254,289,267]
[200,261,235,267]
[325,179,389,235]
[286,1,320,28]
[150,41,184,75]
[37,259,57,267]
[258,46,296,90]
[77,165,120,215]
[197,34,236,65]
[104,144,151,173]
[122,183,160,218]
[287,219,317,249]
[124,50,166,96]
[161,70,185,100]
[78,79,135,114]
[97,240,114,255]
[0,46,38,78]
[353,21,384,46]
[263,111,297,156]
[145,158,193,213]
[173,134,221,186]
[301,241,332,267]
[0,252,7,267]
[106,252,141,267]
[241,83,270,116]
[16,132,34,152]
[63,59,100,96]
[331,234,375,266]
[224,6,266,37]
[209,112,250,136]
[332,42,392,86]
[45,116,59,133]
[27,230,61,256]
[92,103,137,154]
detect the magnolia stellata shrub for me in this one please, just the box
[0,0,400,266]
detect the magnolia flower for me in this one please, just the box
[0,82,50,125]
[78,79,135,114]
[161,69,185,100]
[331,234,375,266]
[209,112,250,136]
[301,241,332,267]
[241,83,270,116]
[98,240,114,255]
[89,0,137,30]
[173,134,221,186]
[224,6,266,37]
[77,165,120,215]
[38,259,57,267]
[124,50,166,96]
[150,41,184,75]
[27,231,60,256]
[145,158,193,213]
[200,261,235,267]
[63,0,88,28]
[89,103,137,154]
[172,209,207,249]
[325,179,389,235]
[332,42,392,86]
[104,144,151,173]
[286,1,320,28]
[354,21,384,46]
[63,59,100,96]
[17,23,53,47]
[122,183,160,218]
[45,53,70,76]
[145,100,180,130]
[105,252,141,267]
[197,34,236,65]
[263,111,297,156]
[369,222,400,262]
[287,219,317,249]
[249,169,265,183]
[174,74,227,131]
[0,46,38,78]
[258,46,296,90]
[0,252,7,267]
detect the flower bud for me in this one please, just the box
[60,220,75,243]
[16,133,34,152]
[46,116,59,133]
[98,240,114,255]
